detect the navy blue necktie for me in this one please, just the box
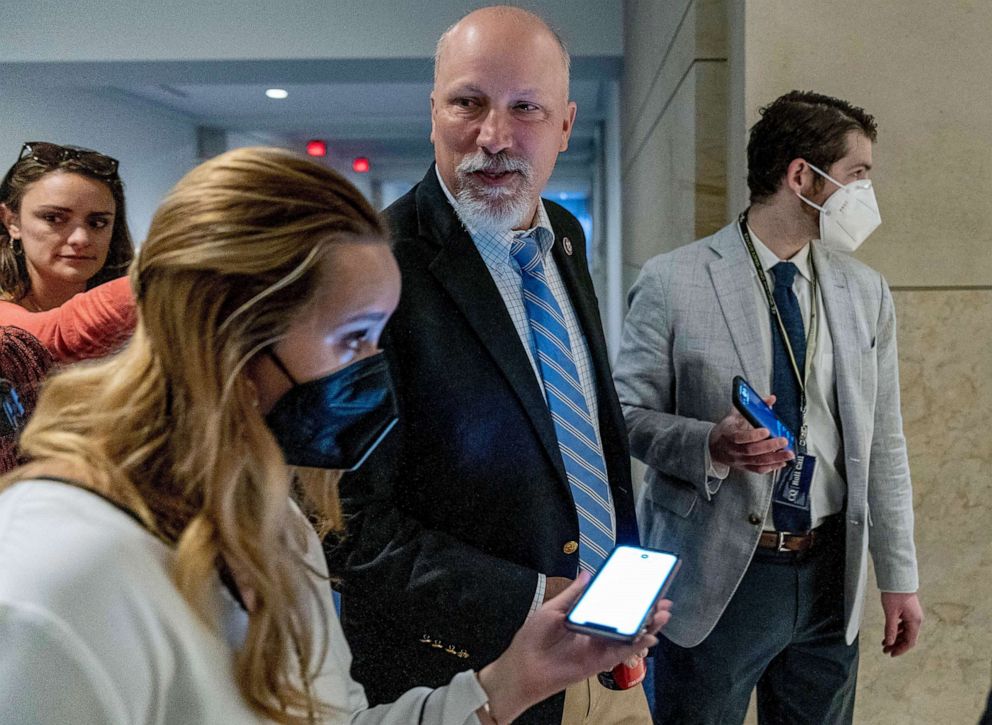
[511,234,614,574]
[770,261,810,532]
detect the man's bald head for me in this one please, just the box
[433,5,571,95]
[428,4,578,231]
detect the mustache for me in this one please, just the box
[456,151,532,176]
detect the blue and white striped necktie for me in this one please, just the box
[511,233,614,573]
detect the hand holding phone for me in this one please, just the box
[732,376,795,453]
[565,546,680,642]
[707,377,795,474]
[476,567,671,724]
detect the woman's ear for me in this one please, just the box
[0,203,20,239]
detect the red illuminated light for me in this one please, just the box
[352,156,370,173]
[306,140,327,157]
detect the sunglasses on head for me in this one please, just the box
[17,141,119,178]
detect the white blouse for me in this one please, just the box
[0,480,487,724]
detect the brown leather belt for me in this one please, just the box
[757,530,817,553]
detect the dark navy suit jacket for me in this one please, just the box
[329,166,637,724]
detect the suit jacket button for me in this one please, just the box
[563,540,578,555]
[748,514,761,525]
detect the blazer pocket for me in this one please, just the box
[643,472,698,519]
[860,346,878,394]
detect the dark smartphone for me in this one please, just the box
[565,546,680,642]
[731,375,795,453]
[0,379,25,438]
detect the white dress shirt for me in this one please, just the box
[748,230,847,530]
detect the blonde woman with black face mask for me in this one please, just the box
[0,147,670,725]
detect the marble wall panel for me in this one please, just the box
[622,0,728,172]
[622,0,693,125]
[622,68,699,267]
[694,61,729,238]
[853,288,992,725]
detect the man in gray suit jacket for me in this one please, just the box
[614,91,923,724]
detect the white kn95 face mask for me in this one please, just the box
[797,162,881,253]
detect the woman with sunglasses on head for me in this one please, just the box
[0,147,670,725]
[0,142,136,362]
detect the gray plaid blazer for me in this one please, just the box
[613,221,918,647]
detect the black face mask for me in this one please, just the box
[264,350,398,471]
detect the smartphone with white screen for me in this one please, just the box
[565,546,680,642]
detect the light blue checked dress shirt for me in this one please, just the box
[435,169,617,612]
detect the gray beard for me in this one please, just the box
[452,182,535,234]
[449,150,537,233]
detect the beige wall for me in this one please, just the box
[621,0,729,292]
[621,0,992,722]
[740,1,992,288]
[620,0,732,498]
[859,288,992,724]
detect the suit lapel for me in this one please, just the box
[813,245,866,462]
[548,224,611,414]
[415,170,568,483]
[708,226,769,387]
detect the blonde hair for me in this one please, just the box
[6,147,387,723]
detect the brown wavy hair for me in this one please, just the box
[747,90,878,204]
[0,145,134,302]
[5,147,387,723]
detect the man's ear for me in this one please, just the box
[429,92,437,145]
[785,158,813,196]
[559,101,577,153]
[0,203,20,238]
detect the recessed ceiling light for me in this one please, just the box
[265,88,288,100]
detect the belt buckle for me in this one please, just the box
[776,531,790,552]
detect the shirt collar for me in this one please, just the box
[746,224,812,282]
[435,166,556,267]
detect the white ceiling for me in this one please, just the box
[4,52,619,183]
[1,0,622,180]
[119,80,604,157]
[119,78,606,132]
[111,73,610,175]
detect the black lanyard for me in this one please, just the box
[737,211,817,449]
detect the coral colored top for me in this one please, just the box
[0,277,136,363]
